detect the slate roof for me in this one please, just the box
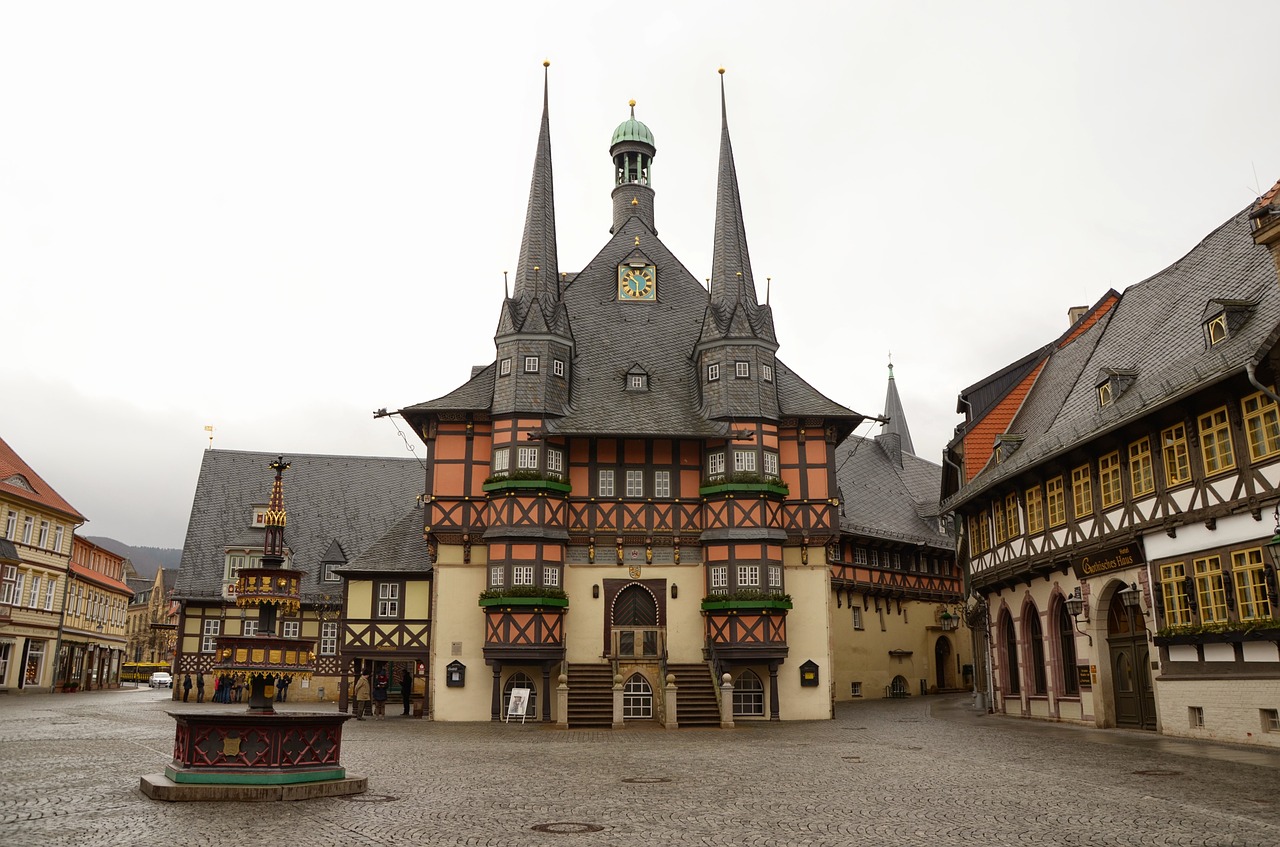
[0,435,85,521]
[339,504,432,575]
[0,538,18,564]
[880,364,916,456]
[946,205,1279,508]
[174,449,422,598]
[836,436,952,550]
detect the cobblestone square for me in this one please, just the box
[4,687,1280,846]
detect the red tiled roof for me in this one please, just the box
[1059,292,1120,348]
[1257,179,1280,209]
[963,360,1046,482]
[0,435,85,522]
[69,561,134,596]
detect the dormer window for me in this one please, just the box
[993,434,1024,464]
[1095,368,1138,409]
[626,366,649,392]
[1202,298,1256,348]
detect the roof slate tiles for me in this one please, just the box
[836,436,952,550]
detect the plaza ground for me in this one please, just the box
[3,687,1280,846]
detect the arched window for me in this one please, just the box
[1001,611,1020,695]
[622,673,653,719]
[889,675,909,697]
[1058,602,1079,696]
[503,672,537,719]
[1027,606,1047,695]
[732,671,765,716]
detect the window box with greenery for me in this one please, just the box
[478,586,570,609]
[699,473,789,498]
[481,470,572,494]
[700,590,793,611]
[1154,618,1280,645]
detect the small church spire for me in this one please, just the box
[513,60,560,310]
[262,457,291,566]
[880,360,916,456]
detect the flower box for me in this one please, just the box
[700,598,793,612]
[478,596,569,609]
[698,482,790,498]
[481,478,572,495]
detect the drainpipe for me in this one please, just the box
[1246,361,1280,406]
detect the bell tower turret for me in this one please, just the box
[610,100,657,234]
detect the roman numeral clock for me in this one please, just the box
[617,263,656,301]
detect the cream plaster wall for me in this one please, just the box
[429,558,489,721]
[779,559,834,719]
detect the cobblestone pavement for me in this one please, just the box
[4,687,1280,846]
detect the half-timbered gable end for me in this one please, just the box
[946,185,1280,746]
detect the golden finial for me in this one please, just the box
[718,67,725,75]
[736,271,742,277]
[634,236,640,246]
[534,265,540,271]
[629,99,636,118]
[631,197,639,206]
[543,60,550,68]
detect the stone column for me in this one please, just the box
[491,662,503,721]
[612,673,625,729]
[720,673,735,729]
[556,673,569,729]
[768,661,781,721]
[664,673,678,729]
[541,663,553,722]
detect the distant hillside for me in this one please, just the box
[84,537,181,580]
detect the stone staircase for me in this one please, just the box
[665,663,721,727]
[566,663,615,728]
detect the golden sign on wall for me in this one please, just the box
[1071,542,1145,579]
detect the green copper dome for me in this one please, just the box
[611,102,655,148]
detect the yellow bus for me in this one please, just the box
[121,662,170,683]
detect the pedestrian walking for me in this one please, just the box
[232,677,243,703]
[352,674,371,720]
[401,668,413,716]
[372,672,389,720]
[276,676,290,702]
[195,674,205,703]
[182,673,192,702]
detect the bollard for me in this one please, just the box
[612,673,625,729]
[664,673,678,729]
[556,673,569,729]
[720,673,735,729]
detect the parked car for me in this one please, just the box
[149,672,173,688]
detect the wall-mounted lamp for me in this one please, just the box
[671,584,678,599]
[1265,509,1280,607]
[592,584,600,600]
[939,611,958,631]
[1118,582,1142,610]
[1065,587,1092,645]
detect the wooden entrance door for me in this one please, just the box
[1107,601,1156,730]
[935,636,953,690]
[611,584,662,659]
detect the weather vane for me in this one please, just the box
[204,425,214,449]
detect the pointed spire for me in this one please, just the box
[880,361,916,456]
[513,61,560,312]
[708,67,768,340]
[262,457,290,566]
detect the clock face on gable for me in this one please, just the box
[617,264,656,301]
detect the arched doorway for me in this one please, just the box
[1107,592,1155,730]
[622,673,653,719]
[503,671,537,720]
[733,670,765,716]
[934,637,953,690]
[611,584,659,658]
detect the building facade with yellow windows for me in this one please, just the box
[945,183,1280,746]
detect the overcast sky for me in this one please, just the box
[4,3,1280,549]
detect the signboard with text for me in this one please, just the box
[1071,542,1145,580]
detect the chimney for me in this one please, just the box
[1067,306,1089,327]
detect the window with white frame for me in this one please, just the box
[737,565,760,587]
[21,516,33,544]
[870,549,880,566]
[202,619,221,653]
[654,470,671,498]
[512,566,534,586]
[709,566,728,593]
[598,469,615,497]
[626,470,644,497]
[768,566,781,588]
[763,452,779,477]
[28,575,41,608]
[243,620,259,637]
[524,356,539,373]
[517,447,539,470]
[853,547,867,565]
[324,562,341,582]
[735,361,750,378]
[37,521,49,548]
[543,566,560,587]
[13,571,24,607]
[43,579,54,611]
[707,363,720,382]
[499,358,512,376]
[283,621,300,639]
[493,447,510,473]
[762,364,774,382]
[490,566,505,587]
[546,448,564,474]
[0,641,9,683]
[628,374,647,391]
[553,359,565,377]
[4,511,14,540]
[707,452,726,479]
[1,565,15,605]
[320,622,338,656]
[733,450,757,473]
[851,607,863,630]
[52,525,63,554]
[226,555,244,583]
[377,583,400,617]
[850,681,862,696]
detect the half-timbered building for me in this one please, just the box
[831,366,970,702]
[172,449,421,701]
[398,68,872,724]
[944,186,1280,745]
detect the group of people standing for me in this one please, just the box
[178,673,288,703]
[351,668,413,720]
